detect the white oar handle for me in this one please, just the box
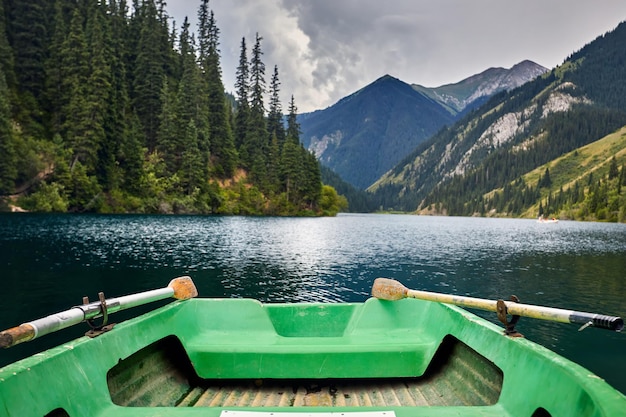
[373,278,623,332]
[0,276,197,348]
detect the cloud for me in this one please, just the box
[167,0,626,112]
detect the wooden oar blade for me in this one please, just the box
[0,324,36,349]
[168,276,198,300]
[371,278,408,301]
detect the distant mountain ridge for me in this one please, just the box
[412,60,548,114]
[299,61,546,189]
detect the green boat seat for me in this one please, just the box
[181,298,441,379]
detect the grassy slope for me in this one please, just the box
[489,125,626,218]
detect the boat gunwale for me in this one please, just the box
[0,298,624,417]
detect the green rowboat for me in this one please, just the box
[0,277,624,417]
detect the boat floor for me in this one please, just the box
[175,376,498,408]
[109,335,503,409]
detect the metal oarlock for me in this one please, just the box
[497,295,523,337]
[84,292,115,338]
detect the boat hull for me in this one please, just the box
[0,298,624,416]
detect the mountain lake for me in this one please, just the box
[0,213,624,394]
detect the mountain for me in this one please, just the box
[299,75,455,189]
[299,62,546,190]
[369,21,626,221]
[412,60,548,115]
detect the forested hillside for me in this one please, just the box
[369,21,626,222]
[0,0,344,215]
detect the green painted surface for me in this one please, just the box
[0,297,625,417]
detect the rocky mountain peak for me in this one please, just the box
[412,60,548,114]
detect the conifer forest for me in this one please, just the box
[0,0,347,215]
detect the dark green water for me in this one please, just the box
[1,213,625,393]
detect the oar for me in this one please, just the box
[0,276,198,349]
[372,278,623,332]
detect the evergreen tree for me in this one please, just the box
[45,0,72,136]
[267,132,280,192]
[107,0,143,195]
[280,95,322,209]
[198,4,237,177]
[234,37,250,165]
[119,113,145,195]
[61,8,93,168]
[5,0,48,133]
[542,167,551,188]
[249,33,266,117]
[197,0,210,59]
[180,119,203,195]
[608,156,619,180]
[280,139,303,205]
[176,25,209,183]
[302,150,322,207]
[0,0,16,97]
[157,17,207,180]
[267,65,285,146]
[86,3,115,189]
[285,95,300,141]
[126,0,143,91]
[156,78,178,173]
[247,33,268,187]
[266,65,284,191]
[132,0,165,151]
[0,66,16,194]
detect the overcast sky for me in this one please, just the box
[166,1,626,113]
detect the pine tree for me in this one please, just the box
[249,33,266,117]
[176,25,209,183]
[0,66,16,195]
[126,0,143,91]
[119,113,145,195]
[0,0,15,95]
[5,0,48,131]
[539,167,552,188]
[234,37,250,165]
[157,17,207,179]
[107,0,142,195]
[133,0,165,151]
[285,95,300,141]
[156,78,178,173]
[247,33,268,187]
[197,0,210,59]
[279,95,322,209]
[608,156,619,180]
[302,149,322,208]
[267,65,285,146]
[280,139,303,205]
[61,8,93,168]
[45,0,72,136]
[180,119,203,195]
[86,3,114,188]
[198,5,237,177]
